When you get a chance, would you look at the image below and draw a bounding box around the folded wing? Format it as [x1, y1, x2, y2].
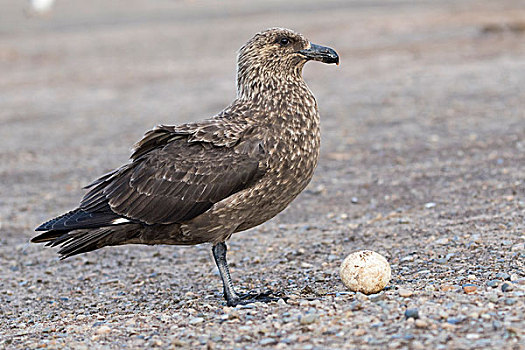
[79, 123, 265, 226]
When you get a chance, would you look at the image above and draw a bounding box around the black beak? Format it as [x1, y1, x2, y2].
[299, 43, 339, 65]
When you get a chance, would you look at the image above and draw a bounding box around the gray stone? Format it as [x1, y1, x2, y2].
[405, 309, 419, 319]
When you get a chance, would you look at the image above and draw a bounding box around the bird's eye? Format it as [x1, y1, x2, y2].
[279, 37, 290, 47]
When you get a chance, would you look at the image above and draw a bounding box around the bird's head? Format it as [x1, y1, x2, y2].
[236, 28, 339, 99]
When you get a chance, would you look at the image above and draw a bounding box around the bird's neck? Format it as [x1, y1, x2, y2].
[236, 66, 307, 101]
[233, 68, 319, 140]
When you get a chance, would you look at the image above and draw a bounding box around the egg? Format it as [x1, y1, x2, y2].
[340, 250, 391, 294]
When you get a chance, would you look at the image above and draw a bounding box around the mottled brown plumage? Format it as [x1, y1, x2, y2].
[32, 28, 339, 306]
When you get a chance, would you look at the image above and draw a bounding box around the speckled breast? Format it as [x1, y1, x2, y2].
[235, 94, 321, 231]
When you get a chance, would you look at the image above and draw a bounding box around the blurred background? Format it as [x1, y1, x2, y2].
[2, 0, 523, 225]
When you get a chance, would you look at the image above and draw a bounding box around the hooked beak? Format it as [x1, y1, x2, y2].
[299, 43, 339, 65]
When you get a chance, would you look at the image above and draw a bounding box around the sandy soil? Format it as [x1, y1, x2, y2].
[0, 0, 524, 349]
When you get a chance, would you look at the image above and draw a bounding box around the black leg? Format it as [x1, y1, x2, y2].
[212, 242, 283, 306]
[212, 242, 240, 305]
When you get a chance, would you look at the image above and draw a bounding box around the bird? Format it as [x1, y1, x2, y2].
[32, 28, 339, 306]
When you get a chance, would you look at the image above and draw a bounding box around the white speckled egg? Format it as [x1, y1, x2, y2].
[340, 250, 391, 294]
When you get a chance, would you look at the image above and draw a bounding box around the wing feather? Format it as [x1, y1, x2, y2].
[79, 126, 265, 225]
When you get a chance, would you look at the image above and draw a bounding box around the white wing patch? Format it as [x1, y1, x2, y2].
[112, 218, 131, 225]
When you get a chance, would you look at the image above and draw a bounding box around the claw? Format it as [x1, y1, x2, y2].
[227, 291, 287, 306]
[212, 242, 289, 307]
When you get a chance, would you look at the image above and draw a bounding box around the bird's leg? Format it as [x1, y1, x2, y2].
[212, 242, 283, 306]
[212, 242, 241, 305]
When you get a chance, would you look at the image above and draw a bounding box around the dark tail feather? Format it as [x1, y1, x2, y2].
[35, 209, 82, 231]
[33, 205, 142, 258]
[33, 224, 144, 259]
[56, 228, 115, 258]
[30, 228, 112, 257]
[35, 206, 122, 232]
[31, 230, 70, 244]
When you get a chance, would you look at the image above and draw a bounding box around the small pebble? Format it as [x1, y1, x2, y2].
[415, 319, 428, 328]
[411, 340, 425, 350]
[299, 313, 317, 325]
[424, 285, 435, 292]
[462, 284, 477, 294]
[354, 328, 366, 336]
[501, 283, 514, 292]
[368, 293, 385, 302]
[398, 289, 413, 297]
[440, 285, 455, 292]
[504, 298, 517, 306]
[435, 238, 449, 245]
[442, 323, 457, 330]
[487, 280, 499, 288]
[259, 338, 277, 346]
[468, 312, 479, 319]
[488, 294, 499, 303]
[495, 272, 510, 280]
[189, 317, 204, 325]
[95, 326, 111, 335]
[446, 317, 463, 325]
[405, 308, 419, 319]
[401, 255, 415, 262]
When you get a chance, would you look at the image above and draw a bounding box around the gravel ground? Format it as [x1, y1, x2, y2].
[1, 0, 524, 349]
